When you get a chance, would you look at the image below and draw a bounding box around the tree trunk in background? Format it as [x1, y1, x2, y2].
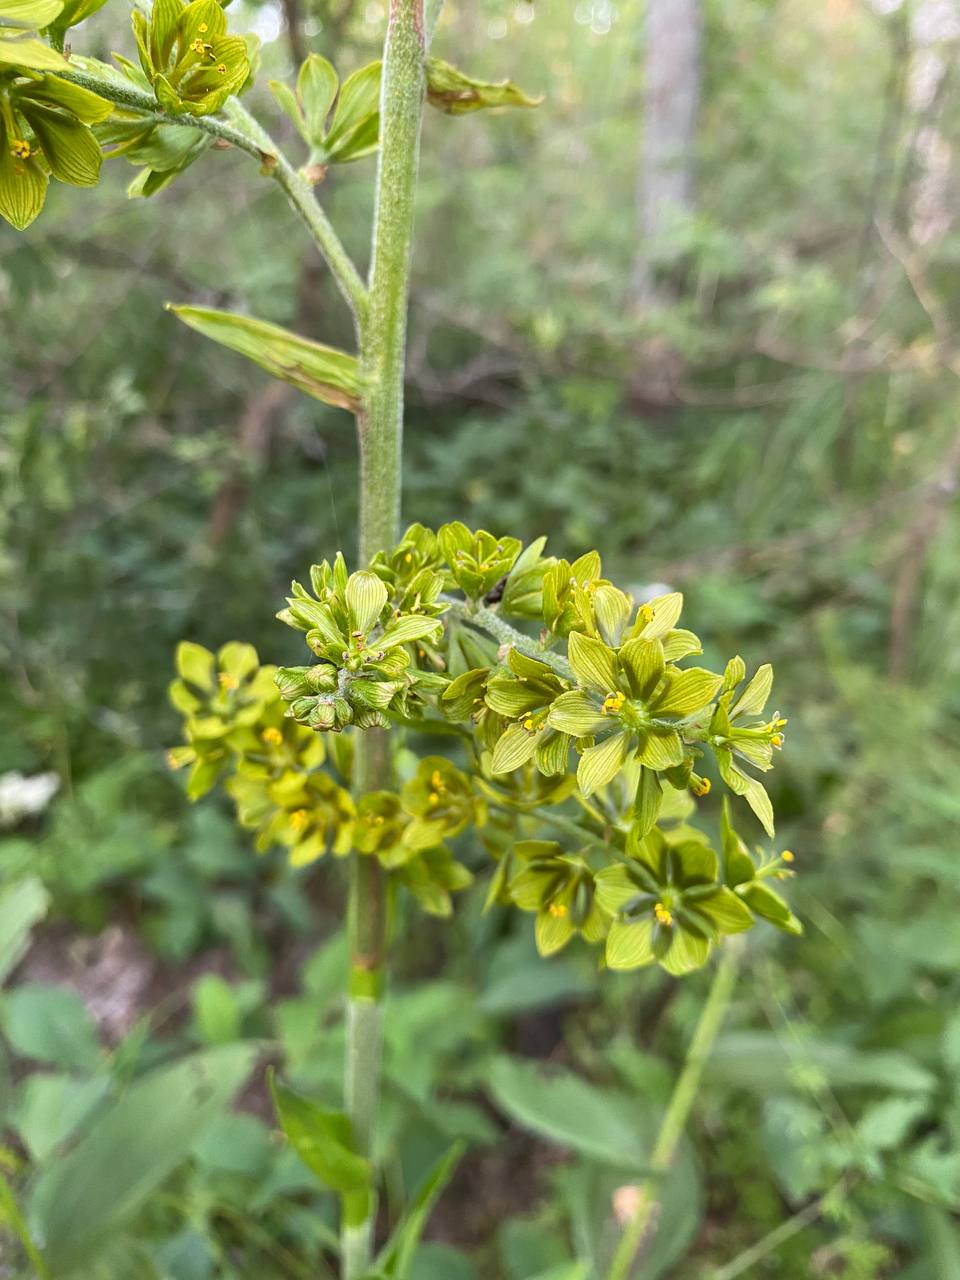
[634, 0, 702, 305]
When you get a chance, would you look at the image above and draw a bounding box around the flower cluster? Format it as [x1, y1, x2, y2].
[0, 0, 112, 231]
[169, 524, 799, 971]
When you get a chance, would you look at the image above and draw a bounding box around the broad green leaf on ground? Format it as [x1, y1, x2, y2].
[710, 1032, 936, 1093]
[0, 876, 48, 983]
[0, 983, 101, 1071]
[167, 305, 361, 411]
[487, 1055, 650, 1170]
[30, 1044, 258, 1274]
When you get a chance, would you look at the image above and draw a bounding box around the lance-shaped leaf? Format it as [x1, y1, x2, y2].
[426, 56, 542, 115]
[0, 0, 63, 25]
[0, 32, 69, 68]
[268, 1070, 371, 1199]
[167, 305, 361, 411]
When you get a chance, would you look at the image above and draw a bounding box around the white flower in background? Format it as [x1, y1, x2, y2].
[0, 771, 60, 827]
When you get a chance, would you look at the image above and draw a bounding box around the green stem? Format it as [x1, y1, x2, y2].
[441, 598, 574, 680]
[605, 943, 741, 1280]
[61, 71, 367, 320]
[342, 4, 427, 1276]
[708, 1179, 846, 1280]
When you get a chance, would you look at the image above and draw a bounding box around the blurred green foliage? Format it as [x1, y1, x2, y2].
[3, 0, 960, 1275]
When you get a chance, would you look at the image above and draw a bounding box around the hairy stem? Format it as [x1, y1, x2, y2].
[343, 3, 427, 1275]
[442, 597, 575, 680]
[62, 71, 367, 320]
[605, 943, 741, 1280]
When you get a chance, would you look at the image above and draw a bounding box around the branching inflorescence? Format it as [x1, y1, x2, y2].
[170, 522, 800, 975]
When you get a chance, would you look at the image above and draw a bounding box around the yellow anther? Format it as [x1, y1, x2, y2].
[430, 769, 444, 791]
[771, 733, 783, 748]
[166, 750, 184, 770]
[367, 813, 384, 826]
[289, 808, 309, 831]
[191, 37, 207, 53]
[654, 901, 673, 926]
[601, 690, 625, 715]
[428, 791, 440, 806]
[691, 776, 711, 797]
[781, 850, 795, 863]
[218, 672, 239, 691]
[548, 902, 568, 918]
[262, 727, 283, 746]
[638, 604, 656, 626]
[198, 20, 208, 30]
[216, 62, 226, 73]
[10, 139, 31, 160]
[523, 717, 535, 732]
[479, 562, 489, 571]
[404, 551, 413, 563]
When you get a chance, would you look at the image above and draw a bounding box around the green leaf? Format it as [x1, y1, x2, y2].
[710, 1033, 936, 1094]
[487, 1056, 649, 1169]
[577, 729, 630, 796]
[299, 52, 338, 144]
[268, 1070, 370, 1195]
[167, 305, 361, 411]
[0, 0, 62, 25]
[0, 876, 49, 984]
[191, 974, 241, 1044]
[324, 59, 381, 159]
[0, 133, 46, 229]
[856, 1096, 927, 1152]
[425, 56, 542, 115]
[15, 75, 112, 123]
[13, 1072, 109, 1162]
[30, 1045, 258, 1273]
[49, 0, 107, 30]
[377, 1142, 464, 1277]
[268, 78, 305, 138]
[0, 984, 101, 1071]
[0, 1171, 49, 1280]
[0, 34, 69, 69]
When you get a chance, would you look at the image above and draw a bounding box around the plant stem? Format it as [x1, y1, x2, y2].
[605, 943, 741, 1280]
[441, 598, 575, 680]
[61, 71, 367, 320]
[708, 1179, 846, 1280]
[342, 3, 427, 1276]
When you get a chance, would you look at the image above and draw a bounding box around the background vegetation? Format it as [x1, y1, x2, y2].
[3, 0, 960, 1276]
